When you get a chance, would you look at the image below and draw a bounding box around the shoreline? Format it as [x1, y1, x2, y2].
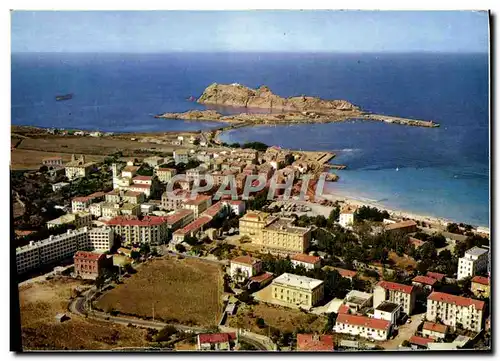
[320, 190, 489, 231]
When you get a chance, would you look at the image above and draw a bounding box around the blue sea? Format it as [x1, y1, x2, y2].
[11, 52, 489, 226]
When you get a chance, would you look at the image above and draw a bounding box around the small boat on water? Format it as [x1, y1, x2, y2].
[55, 93, 73, 101]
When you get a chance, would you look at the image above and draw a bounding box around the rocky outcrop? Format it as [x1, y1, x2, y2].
[197, 83, 361, 113]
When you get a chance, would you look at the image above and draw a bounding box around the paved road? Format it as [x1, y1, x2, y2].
[379, 312, 426, 350]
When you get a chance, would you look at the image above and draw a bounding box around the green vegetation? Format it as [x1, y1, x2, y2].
[354, 206, 390, 222]
[242, 141, 269, 152]
[136, 164, 154, 177]
[412, 232, 447, 248]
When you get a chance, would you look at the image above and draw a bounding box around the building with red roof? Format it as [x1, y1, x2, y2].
[326, 266, 357, 279]
[296, 334, 334, 352]
[412, 275, 438, 292]
[201, 202, 226, 219]
[471, 276, 490, 298]
[409, 335, 433, 348]
[426, 292, 485, 332]
[230, 256, 263, 282]
[73, 251, 111, 280]
[197, 332, 237, 351]
[223, 199, 246, 216]
[422, 321, 448, 340]
[291, 253, 322, 269]
[182, 194, 212, 218]
[165, 209, 194, 231]
[385, 220, 417, 233]
[374, 281, 416, 315]
[72, 191, 105, 213]
[408, 237, 428, 248]
[334, 313, 391, 341]
[248, 272, 274, 289]
[106, 215, 169, 246]
[426, 271, 446, 282]
[172, 216, 212, 243]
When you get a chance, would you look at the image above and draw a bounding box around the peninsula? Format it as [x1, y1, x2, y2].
[156, 83, 440, 128]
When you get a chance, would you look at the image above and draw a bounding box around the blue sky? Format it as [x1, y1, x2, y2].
[11, 10, 489, 53]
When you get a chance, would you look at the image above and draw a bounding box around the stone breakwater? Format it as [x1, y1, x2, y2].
[155, 83, 439, 128]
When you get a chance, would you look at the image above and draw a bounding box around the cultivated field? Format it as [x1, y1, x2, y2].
[18, 278, 149, 350]
[96, 256, 223, 327]
[228, 302, 327, 335]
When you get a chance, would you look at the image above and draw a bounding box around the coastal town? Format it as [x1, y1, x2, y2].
[12, 126, 490, 351]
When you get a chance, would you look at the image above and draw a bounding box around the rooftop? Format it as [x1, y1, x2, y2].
[377, 280, 414, 294]
[427, 292, 485, 311]
[328, 267, 357, 278]
[376, 301, 401, 313]
[202, 202, 224, 218]
[465, 246, 488, 257]
[385, 220, 417, 231]
[423, 321, 448, 334]
[336, 313, 391, 331]
[341, 204, 358, 214]
[471, 276, 490, 286]
[123, 191, 142, 197]
[296, 334, 334, 352]
[291, 253, 321, 264]
[265, 217, 311, 235]
[412, 275, 438, 286]
[198, 332, 236, 344]
[426, 271, 446, 281]
[165, 209, 194, 225]
[132, 175, 152, 181]
[122, 165, 140, 172]
[231, 255, 261, 266]
[249, 272, 274, 284]
[183, 194, 212, 206]
[409, 335, 433, 347]
[345, 290, 372, 305]
[273, 273, 323, 291]
[74, 251, 105, 261]
[174, 216, 212, 235]
[106, 215, 169, 227]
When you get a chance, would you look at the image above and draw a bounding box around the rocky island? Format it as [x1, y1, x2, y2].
[156, 83, 440, 128]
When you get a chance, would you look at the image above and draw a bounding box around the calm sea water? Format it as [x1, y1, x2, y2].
[11, 52, 489, 226]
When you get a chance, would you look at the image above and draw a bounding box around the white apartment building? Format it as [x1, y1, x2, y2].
[16, 228, 90, 274]
[271, 273, 324, 308]
[46, 212, 92, 229]
[229, 255, 262, 282]
[89, 202, 103, 218]
[88, 227, 115, 251]
[106, 216, 169, 245]
[334, 314, 391, 341]
[339, 205, 357, 229]
[457, 246, 489, 280]
[373, 281, 416, 315]
[426, 292, 485, 332]
[174, 150, 190, 165]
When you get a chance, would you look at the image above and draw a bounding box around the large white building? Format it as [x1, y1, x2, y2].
[15, 227, 112, 274]
[229, 255, 262, 283]
[334, 313, 391, 341]
[271, 273, 324, 308]
[373, 281, 416, 315]
[106, 215, 169, 245]
[426, 292, 485, 332]
[374, 301, 402, 325]
[88, 227, 115, 251]
[457, 246, 489, 280]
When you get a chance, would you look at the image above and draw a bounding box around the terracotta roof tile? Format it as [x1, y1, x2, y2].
[423, 322, 448, 334]
[377, 280, 414, 294]
[336, 314, 391, 331]
[427, 292, 485, 311]
[409, 335, 433, 347]
[471, 276, 489, 286]
[296, 334, 334, 351]
[412, 275, 438, 286]
[292, 253, 321, 264]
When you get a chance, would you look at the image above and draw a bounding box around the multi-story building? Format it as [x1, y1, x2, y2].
[334, 314, 391, 341]
[102, 203, 121, 218]
[182, 194, 212, 219]
[261, 218, 312, 256]
[239, 211, 273, 240]
[64, 154, 95, 180]
[412, 275, 438, 293]
[46, 212, 92, 229]
[291, 254, 321, 270]
[271, 273, 324, 308]
[373, 281, 416, 315]
[156, 167, 177, 184]
[374, 301, 402, 325]
[16, 228, 90, 274]
[171, 216, 212, 244]
[88, 227, 115, 251]
[426, 291, 485, 332]
[186, 165, 208, 183]
[173, 149, 190, 165]
[73, 251, 111, 280]
[161, 189, 189, 210]
[457, 246, 489, 280]
[123, 191, 145, 204]
[71, 192, 105, 213]
[339, 205, 357, 228]
[224, 200, 246, 216]
[89, 202, 103, 218]
[165, 209, 195, 232]
[470, 276, 490, 298]
[229, 256, 262, 282]
[106, 216, 170, 245]
[344, 290, 373, 312]
[105, 190, 122, 204]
